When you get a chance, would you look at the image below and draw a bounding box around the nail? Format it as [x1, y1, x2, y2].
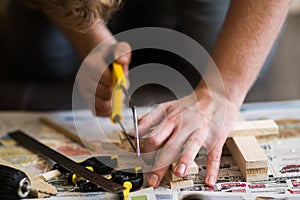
[147, 174, 159, 187]
[208, 175, 216, 185]
[176, 163, 186, 176]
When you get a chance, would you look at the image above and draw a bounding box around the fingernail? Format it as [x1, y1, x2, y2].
[147, 174, 159, 187]
[208, 175, 216, 185]
[176, 163, 186, 176]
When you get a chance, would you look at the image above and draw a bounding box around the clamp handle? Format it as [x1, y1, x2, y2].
[110, 62, 126, 123]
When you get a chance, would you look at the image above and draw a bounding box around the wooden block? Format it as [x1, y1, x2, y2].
[39, 169, 61, 181]
[230, 120, 278, 137]
[171, 161, 199, 175]
[0, 158, 57, 197]
[245, 168, 269, 182]
[228, 136, 268, 169]
[170, 179, 194, 189]
[226, 136, 268, 181]
[166, 170, 182, 181]
[167, 170, 196, 182]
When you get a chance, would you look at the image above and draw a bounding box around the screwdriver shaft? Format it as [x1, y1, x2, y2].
[131, 105, 140, 157]
[115, 117, 137, 152]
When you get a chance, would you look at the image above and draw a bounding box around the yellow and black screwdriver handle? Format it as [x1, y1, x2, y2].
[110, 62, 127, 123]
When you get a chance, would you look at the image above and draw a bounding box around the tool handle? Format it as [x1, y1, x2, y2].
[110, 62, 126, 123]
[0, 165, 31, 199]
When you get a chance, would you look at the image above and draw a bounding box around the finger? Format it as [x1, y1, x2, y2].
[143, 108, 201, 163]
[77, 74, 98, 100]
[114, 42, 131, 72]
[146, 137, 184, 187]
[95, 108, 111, 117]
[95, 83, 113, 100]
[173, 129, 206, 177]
[205, 142, 224, 186]
[147, 166, 169, 188]
[94, 96, 112, 117]
[137, 104, 168, 135]
[84, 56, 110, 83]
[98, 67, 112, 88]
[142, 118, 176, 164]
[146, 115, 200, 186]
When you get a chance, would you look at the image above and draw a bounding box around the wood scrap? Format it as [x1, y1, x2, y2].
[39, 169, 61, 181]
[230, 120, 278, 137]
[226, 136, 268, 181]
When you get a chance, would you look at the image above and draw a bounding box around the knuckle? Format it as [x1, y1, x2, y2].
[147, 136, 162, 147]
[119, 41, 131, 49]
[165, 143, 178, 153]
[208, 153, 222, 163]
[189, 135, 203, 147]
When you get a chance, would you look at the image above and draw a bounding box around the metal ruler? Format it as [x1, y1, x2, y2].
[8, 130, 125, 193]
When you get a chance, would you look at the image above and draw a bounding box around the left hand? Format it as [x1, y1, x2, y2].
[137, 88, 239, 187]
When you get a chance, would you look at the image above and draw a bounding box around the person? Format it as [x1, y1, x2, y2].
[19, 0, 292, 188]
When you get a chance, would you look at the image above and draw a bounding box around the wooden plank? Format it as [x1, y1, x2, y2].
[226, 136, 268, 169]
[230, 120, 278, 137]
[0, 158, 57, 197]
[226, 136, 268, 181]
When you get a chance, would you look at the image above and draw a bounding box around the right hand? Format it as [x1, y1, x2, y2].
[77, 41, 131, 116]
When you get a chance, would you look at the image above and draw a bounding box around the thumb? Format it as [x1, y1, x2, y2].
[114, 42, 131, 73]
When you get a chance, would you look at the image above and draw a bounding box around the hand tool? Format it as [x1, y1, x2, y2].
[0, 164, 31, 200]
[60, 155, 119, 183]
[76, 167, 143, 192]
[110, 62, 140, 156]
[54, 155, 119, 176]
[55, 154, 143, 200]
[76, 167, 143, 200]
[62, 156, 143, 192]
[8, 130, 125, 193]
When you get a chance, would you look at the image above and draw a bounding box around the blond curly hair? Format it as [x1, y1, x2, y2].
[24, 0, 121, 32]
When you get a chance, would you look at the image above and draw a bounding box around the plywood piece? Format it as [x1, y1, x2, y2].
[170, 179, 194, 189]
[230, 120, 278, 137]
[226, 136, 268, 181]
[171, 161, 199, 175]
[0, 158, 57, 197]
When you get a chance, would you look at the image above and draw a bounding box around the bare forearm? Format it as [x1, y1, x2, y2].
[55, 21, 116, 59]
[200, 0, 291, 106]
[25, 0, 120, 59]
